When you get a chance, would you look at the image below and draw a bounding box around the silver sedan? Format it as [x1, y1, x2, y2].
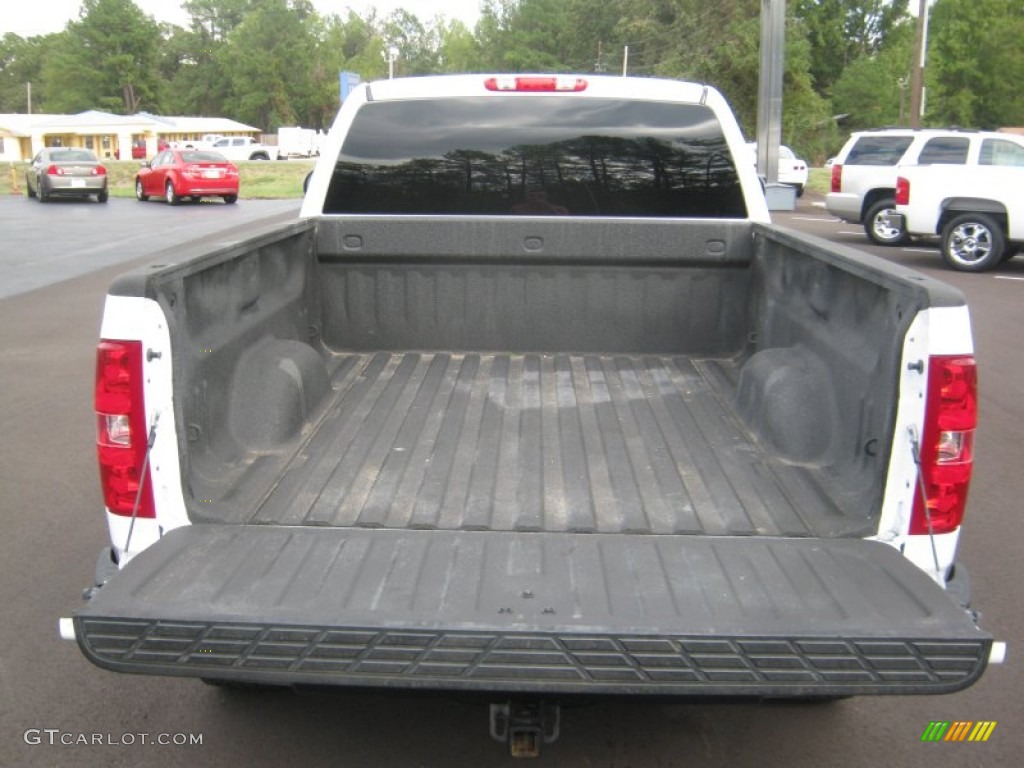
[26, 148, 109, 203]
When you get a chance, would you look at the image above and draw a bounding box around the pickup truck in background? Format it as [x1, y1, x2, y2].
[170, 133, 224, 150]
[209, 135, 273, 162]
[64, 74, 1001, 757]
[895, 161, 1024, 271]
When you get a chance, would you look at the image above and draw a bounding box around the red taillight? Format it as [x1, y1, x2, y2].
[92, 165, 107, 176]
[46, 164, 65, 176]
[830, 163, 842, 193]
[910, 356, 977, 535]
[895, 176, 910, 206]
[95, 340, 155, 518]
[484, 76, 588, 92]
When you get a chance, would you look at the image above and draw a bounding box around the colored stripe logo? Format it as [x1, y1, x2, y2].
[921, 721, 997, 742]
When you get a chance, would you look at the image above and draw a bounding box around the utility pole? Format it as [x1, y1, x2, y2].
[622, 45, 629, 77]
[909, 0, 929, 128]
[26, 82, 32, 114]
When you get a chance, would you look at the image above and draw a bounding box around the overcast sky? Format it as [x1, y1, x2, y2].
[2, 0, 484, 38]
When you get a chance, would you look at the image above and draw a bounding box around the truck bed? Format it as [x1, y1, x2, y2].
[148, 216, 948, 540]
[247, 351, 837, 536]
[88, 191, 987, 698]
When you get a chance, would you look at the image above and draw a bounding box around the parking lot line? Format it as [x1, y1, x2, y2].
[994, 276, 1024, 281]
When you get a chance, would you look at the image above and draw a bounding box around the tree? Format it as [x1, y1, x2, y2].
[379, 9, 442, 75]
[160, 23, 232, 116]
[476, 0, 576, 71]
[41, 0, 164, 114]
[220, 0, 318, 129]
[926, 0, 1024, 128]
[0, 33, 54, 112]
[830, 19, 914, 129]
[436, 19, 481, 73]
[183, 0, 253, 39]
[794, 1, 909, 96]
[609, 1, 830, 155]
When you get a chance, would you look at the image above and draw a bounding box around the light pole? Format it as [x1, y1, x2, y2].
[383, 45, 399, 79]
[897, 76, 909, 126]
[755, 0, 786, 187]
[909, 0, 931, 128]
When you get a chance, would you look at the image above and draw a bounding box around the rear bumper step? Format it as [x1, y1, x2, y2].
[78, 618, 988, 696]
[73, 526, 991, 696]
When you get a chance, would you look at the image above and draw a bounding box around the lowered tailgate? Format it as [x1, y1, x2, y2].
[74, 526, 990, 696]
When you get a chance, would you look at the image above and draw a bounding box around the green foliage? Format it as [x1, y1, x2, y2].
[795, 1, 909, 95]
[927, 0, 1024, 128]
[183, 0, 252, 39]
[831, 19, 914, 130]
[0, 33, 53, 112]
[10, 0, 1024, 150]
[160, 24, 233, 116]
[436, 20, 481, 73]
[41, 0, 163, 114]
[476, 0, 576, 71]
[219, 0, 317, 128]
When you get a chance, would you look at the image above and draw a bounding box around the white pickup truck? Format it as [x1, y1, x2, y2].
[209, 136, 274, 162]
[895, 159, 1024, 271]
[170, 133, 224, 150]
[63, 74, 1001, 756]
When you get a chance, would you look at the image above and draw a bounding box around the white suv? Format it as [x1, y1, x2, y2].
[826, 128, 1024, 245]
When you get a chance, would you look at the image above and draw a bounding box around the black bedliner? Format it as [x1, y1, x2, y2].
[242, 352, 846, 536]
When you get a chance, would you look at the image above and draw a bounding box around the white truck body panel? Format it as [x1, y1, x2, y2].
[98, 294, 190, 563]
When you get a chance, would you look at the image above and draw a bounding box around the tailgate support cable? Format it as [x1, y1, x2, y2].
[908, 426, 943, 581]
[123, 411, 161, 557]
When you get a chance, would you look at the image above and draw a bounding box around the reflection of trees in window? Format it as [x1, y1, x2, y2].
[326, 135, 744, 218]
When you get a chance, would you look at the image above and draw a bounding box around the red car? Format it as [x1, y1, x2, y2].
[135, 149, 239, 205]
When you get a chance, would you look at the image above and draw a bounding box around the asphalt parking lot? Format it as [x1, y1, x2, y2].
[0, 191, 1020, 767]
[0, 196, 299, 299]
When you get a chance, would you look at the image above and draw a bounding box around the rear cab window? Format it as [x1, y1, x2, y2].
[324, 96, 746, 218]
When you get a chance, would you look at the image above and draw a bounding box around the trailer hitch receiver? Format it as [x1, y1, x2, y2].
[490, 700, 561, 758]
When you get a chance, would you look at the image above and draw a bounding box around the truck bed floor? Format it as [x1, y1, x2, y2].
[245, 352, 847, 536]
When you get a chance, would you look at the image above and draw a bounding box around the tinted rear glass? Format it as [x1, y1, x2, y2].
[324, 96, 746, 218]
[844, 136, 913, 166]
[917, 137, 969, 164]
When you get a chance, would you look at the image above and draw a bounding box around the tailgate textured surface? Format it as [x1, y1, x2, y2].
[245, 353, 848, 535]
[77, 526, 990, 695]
